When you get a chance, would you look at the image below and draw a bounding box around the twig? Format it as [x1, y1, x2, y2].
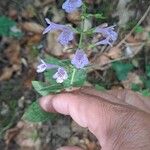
[116, 5, 150, 48]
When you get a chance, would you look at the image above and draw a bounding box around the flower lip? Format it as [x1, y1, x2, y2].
[71, 49, 89, 69]
[53, 67, 68, 83]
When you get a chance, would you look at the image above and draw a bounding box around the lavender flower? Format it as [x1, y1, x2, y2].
[53, 67, 68, 83]
[71, 49, 89, 69]
[62, 0, 83, 13]
[94, 24, 118, 46]
[36, 59, 58, 73]
[43, 18, 74, 46]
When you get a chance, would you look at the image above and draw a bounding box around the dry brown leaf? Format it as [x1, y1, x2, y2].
[126, 35, 139, 43]
[4, 122, 23, 145]
[122, 72, 143, 89]
[26, 34, 42, 45]
[14, 121, 42, 150]
[46, 31, 64, 56]
[4, 41, 21, 65]
[0, 67, 14, 81]
[107, 47, 122, 59]
[23, 67, 36, 89]
[21, 22, 44, 34]
[92, 54, 110, 66]
[67, 11, 81, 25]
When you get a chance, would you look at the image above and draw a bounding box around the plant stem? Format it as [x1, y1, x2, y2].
[78, 4, 86, 49]
[71, 68, 76, 85]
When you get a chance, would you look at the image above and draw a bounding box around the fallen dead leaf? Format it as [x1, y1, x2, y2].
[13, 121, 42, 150]
[122, 72, 143, 89]
[67, 11, 81, 25]
[107, 47, 122, 59]
[4, 121, 23, 145]
[92, 54, 110, 66]
[0, 67, 15, 81]
[46, 31, 64, 56]
[21, 22, 44, 34]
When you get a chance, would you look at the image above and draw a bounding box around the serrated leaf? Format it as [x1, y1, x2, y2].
[23, 101, 56, 123]
[32, 81, 63, 96]
[112, 62, 134, 81]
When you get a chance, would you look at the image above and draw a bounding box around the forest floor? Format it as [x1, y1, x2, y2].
[0, 0, 150, 149]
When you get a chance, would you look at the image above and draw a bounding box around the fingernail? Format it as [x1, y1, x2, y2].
[39, 95, 54, 112]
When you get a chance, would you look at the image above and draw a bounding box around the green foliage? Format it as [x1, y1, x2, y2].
[63, 68, 86, 88]
[0, 16, 22, 38]
[146, 65, 150, 78]
[140, 89, 150, 97]
[32, 81, 63, 96]
[112, 62, 134, 81]
[131, 83, 141, 91]
[95, 85, 106, 91]
[134, 25, 144, 33]
[23, 101, 56, 123]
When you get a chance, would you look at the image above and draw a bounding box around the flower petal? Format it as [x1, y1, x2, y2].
[62, 0, 83, 13]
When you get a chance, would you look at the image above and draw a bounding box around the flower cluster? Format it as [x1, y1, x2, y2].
[38, 1, 118, 84]
[94, 24, 118, 46]
[37, 49, 89, 83]
[62, 0, 83, 13]
[43, 18, 74, 46]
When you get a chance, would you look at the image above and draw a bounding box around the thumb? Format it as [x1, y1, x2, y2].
[56, 146, 83, 150]
[40, 92, 119, 146]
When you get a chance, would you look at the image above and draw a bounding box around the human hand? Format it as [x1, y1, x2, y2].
[39, 88, 150, 150]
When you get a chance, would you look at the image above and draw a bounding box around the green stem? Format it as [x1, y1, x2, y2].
[71, 68, 76, 85]
[78, 4, 86, 49]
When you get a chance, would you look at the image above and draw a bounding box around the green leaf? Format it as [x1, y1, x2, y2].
[23, 101, 56, 123]
[146, 65, 150, 77]
[131, 83, 141, 91]
[95, 85, 106, 91]
[0, 16, 22, 37]
[134, 25, 144, 33]
[44, 69, 58, 84]
[45, 55, 70, 67]
[112, 62, 134, 81]
[140, 89, 150, 97]
[32, 81, 63, 96]
[63, 68, 87, 88]
[145, 80, 150, 89]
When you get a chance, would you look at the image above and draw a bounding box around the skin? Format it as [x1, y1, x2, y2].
[39, 88, 150, 150]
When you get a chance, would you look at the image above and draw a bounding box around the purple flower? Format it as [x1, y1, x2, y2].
[94, 24, 118, 46]
[57, 27, 74, 45]
[71, 49, 89, 69]
[36, 59, 58, 73]
[53, 67, 68, 83]
[43, 18, 74, 46]
[62, 0, 83, 13]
